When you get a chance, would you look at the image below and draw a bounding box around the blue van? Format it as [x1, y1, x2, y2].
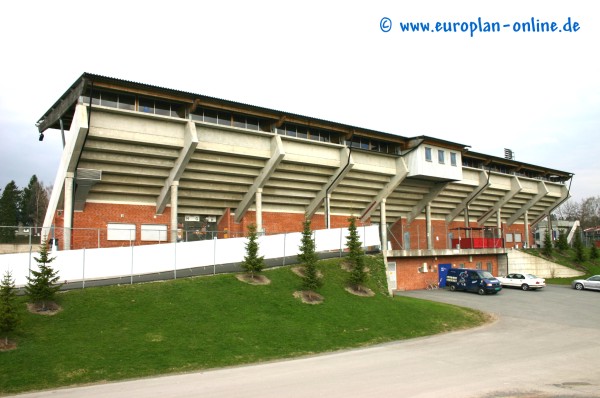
[446, 268, 502, 295]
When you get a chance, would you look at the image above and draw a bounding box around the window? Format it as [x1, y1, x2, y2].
[486, 262, 493, 272]
[506, 233, 514, 243]
[82, 89, 135, 111]
[515, 233, 522, 243]
[425, 147, 432, 162]
[193, 107, 271, 132]
[475, 262, 482, 270]
[138, 97, 185, 118]
[141, 224, 168, 241]
[107, 223, 136, 241]
[450, 152, 457, 166]
[438, 150, 445, 164]
[217, 111, 231, 126]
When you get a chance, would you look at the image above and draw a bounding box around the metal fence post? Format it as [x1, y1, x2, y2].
[283, 232, 287, 266]
[174, 240, 177, 280]
[339, 228, 343, 257]
[213, 237, 217, 275]
[130, 245, 134, 285]
[28, 228, 32, 279]
[82, 248, 86, 289]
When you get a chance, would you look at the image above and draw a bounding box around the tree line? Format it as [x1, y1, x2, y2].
[554, 196, 600, 229]
[0, 176, 50, 243]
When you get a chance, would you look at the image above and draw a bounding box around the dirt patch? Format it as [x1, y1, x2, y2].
[345, 286, 375, 297]
[27, 301, 63, 316]
[0, 339, 17, 352]
[293, 290, 324, 304]
[290, 266, 323, 279]
[235, 274, 271, 285]
[340, 262, 369, 273]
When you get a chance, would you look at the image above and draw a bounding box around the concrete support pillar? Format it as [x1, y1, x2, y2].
[496, 209, 502, 238]
[63, 172, 74, 250]
[380, 198, 387, 251]
[426, 204, 432, 250]
[256, 188, 263, 234]
[325, 193, 331, 229]
[170, 182, 179, 243]
[524, 211, 530, 248]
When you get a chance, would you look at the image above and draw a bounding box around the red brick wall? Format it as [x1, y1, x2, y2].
[503, 223, 527, 249]
[218, 209, 368, 237]
[67, 203, 171, 249]
[391, 254, 500, 291]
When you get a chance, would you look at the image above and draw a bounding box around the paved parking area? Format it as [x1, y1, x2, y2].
[9, 285, 600, 398]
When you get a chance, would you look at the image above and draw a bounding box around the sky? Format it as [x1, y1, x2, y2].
[0, 0, 598, 203]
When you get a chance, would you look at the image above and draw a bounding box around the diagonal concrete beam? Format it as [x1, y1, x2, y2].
[360, 157, 408, 222]
[157, 121, 199, 214]
[234, 135, 285, 222]
[305, 147, 354, 218]
[42, 104, 89, 235]
[406, 181, 450, 225]
[530, 185, 570, 227]
[446, 170, 489, 223]
[506, 181, 549, 226]
[477, 176, 522, 225]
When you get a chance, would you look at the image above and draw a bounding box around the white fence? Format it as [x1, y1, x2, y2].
[0, 226, 380, 287]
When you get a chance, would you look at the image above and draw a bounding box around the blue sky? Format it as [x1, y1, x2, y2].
[1, 0, 598, 202]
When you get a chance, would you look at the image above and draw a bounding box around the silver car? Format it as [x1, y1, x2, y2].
[572, 275, 600, 291]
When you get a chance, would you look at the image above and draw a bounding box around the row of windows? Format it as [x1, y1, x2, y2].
[276, 123, 341, 144]
[425, 147, 458, 166]
[348, 136, 398, 154]
[81, 89, 405, 155]
[82, 90, 185, 118]
[191, 107, 271, 132]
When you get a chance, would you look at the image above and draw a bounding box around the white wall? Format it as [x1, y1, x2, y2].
[0, 226, 380, 287]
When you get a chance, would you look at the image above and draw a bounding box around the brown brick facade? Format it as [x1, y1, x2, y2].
[53, 204, 370, 249]
[390, 254, 500, 291]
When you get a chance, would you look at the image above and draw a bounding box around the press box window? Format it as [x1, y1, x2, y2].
[450, 152, 457, 166]
[425, 147, 432, 162]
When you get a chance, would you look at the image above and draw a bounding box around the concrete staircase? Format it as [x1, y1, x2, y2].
[500, 250, 584, 278]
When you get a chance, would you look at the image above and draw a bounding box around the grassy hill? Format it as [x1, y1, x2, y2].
[523, 247, 600, 284]
[0, 255, 488, 395]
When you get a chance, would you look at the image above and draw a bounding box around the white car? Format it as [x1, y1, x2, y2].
[497, 273, 546, 291]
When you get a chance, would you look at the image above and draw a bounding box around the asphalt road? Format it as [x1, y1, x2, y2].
[9, 285, 600, 398]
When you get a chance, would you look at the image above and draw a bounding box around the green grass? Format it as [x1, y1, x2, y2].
[523, 247, 600, 284]
[0, 255, 488, 395]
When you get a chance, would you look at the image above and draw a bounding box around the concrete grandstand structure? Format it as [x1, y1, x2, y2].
[36, 73, 572, 291]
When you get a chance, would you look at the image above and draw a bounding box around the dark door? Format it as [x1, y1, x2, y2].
[438, 263, 452, 288]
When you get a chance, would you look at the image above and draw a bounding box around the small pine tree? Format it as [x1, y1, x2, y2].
[25, 239, 62, 311]
[240, 224, 265, 279]
[590, 244, 599, 260]
[298, 219, 321, 292]
[0, 271, 19, 345]
[542, 231, 553, 257]
[555, 230, 569, 252]
[346, 217, 367, 290]
[573, 229, 586, 263]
